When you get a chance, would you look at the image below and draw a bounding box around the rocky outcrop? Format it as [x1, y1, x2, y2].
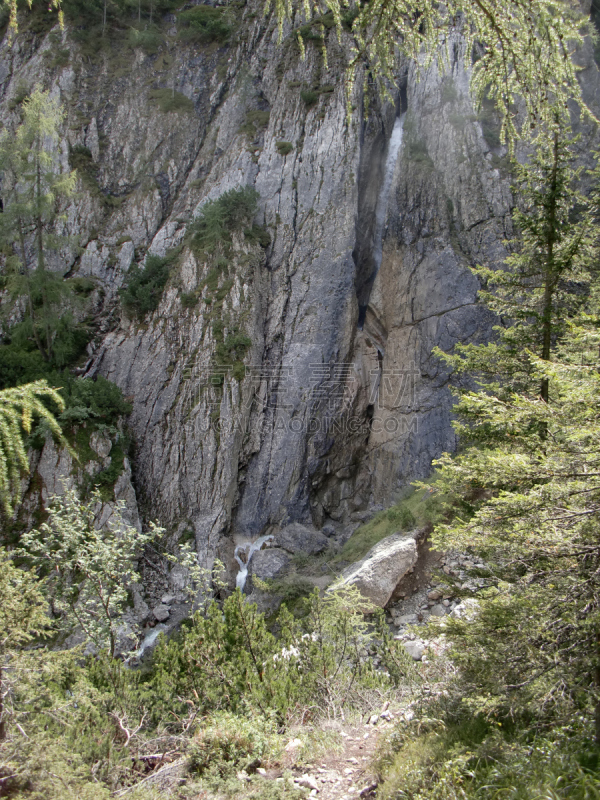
[273, 523, 329, 556]
[2, 4, 599, 580]
[334, 530, 419, 608]
[17, 431, 141, 534]
[250, 548, 290, 580]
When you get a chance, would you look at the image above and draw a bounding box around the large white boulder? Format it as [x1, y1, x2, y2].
[335, 531, 419, 608]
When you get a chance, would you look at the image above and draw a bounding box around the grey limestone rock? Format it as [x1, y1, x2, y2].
[430, 604, 446, 617]
[249, 548, 290, 580]
[152, 605, 170, 623]
[4, 4, 600, 605]
[335, 531, 418, 608]
[273, 523, 329, 555]
[403, 641, 425, 661]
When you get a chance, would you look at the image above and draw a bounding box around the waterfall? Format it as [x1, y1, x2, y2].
[127, 624, 167, 663]
[235, 534, 274, 591]
[373, 113, 406, 274]
[358, 113, 406, 328]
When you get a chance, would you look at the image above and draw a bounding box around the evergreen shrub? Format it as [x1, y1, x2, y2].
[300, 89, 318, 107]
[239, 109, 270, 139]
[188, 187, 259, 255]
[119, 249, 180, 319]
[276, 141, 293, 156]
[149, 88, 195, 114]
[178, 5, 232, 44]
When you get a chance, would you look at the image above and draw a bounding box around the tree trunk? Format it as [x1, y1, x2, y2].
[540, 130, 559, 404]
[18, 215, 49, 362]
[596, 628, 600, 745]
[35, 147, 45, 274]
[0, 664, 5, 742]
[34, 138, 53, 362]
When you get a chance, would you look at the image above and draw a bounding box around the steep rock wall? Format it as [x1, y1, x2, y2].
[2, 6, 598, 567]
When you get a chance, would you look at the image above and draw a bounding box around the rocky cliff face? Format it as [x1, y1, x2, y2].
[2, 4, 597, 573]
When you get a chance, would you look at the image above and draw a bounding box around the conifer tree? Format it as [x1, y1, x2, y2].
[426, 129, 600, 743]
[0, 549, 51, 741]
[441, 122, 595, 403]
[0, 379, 64, 514]
[0, 88, 77, 364]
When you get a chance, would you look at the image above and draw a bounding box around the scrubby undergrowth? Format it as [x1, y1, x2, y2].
[0, 577, 418, 799]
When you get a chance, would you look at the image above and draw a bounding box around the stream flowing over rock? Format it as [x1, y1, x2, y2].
[3, 0, 599, 603]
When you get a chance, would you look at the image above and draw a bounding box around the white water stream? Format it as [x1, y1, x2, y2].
[235, 534, 274, 591]
[371, 113, 406, 282]
[128, 624, 167, 662]
[129, 534, 273, 662]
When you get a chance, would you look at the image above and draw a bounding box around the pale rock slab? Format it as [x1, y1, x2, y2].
[335, 531, 419, 608]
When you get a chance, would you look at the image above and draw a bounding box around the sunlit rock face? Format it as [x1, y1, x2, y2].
[2, 5, 598, 573]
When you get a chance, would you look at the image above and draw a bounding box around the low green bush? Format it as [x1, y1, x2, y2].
[300, 89, 319, 107]
[298, 23, 323, 42]
[244, 224, 271, 248]
[189, 712, 279, 777]
[2, 535, 414, 799]
[276, 141, 293, 156]
[188, 187, 259, 255]
[178, 5, 232, 44]
[69, 144, 98, 187]
[1, 313, 92, 375]
[149, 585, 400, 725]
[58, 375, 132, 425]
[239, 109, 270, 139]
[128, 24, 162, 55]
[215, 331, 252, 366]
[119, 249, 180, 319]
[88, 438, 128, 496]
[180, 290, 199, 308]
[7, 82, 30, 111]
[377, 713, 600, 800]
[149, 88, 195, 114]
[213, 327, 252, 382]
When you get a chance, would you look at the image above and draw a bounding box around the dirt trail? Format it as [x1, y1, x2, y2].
[266, 714, 395, 799]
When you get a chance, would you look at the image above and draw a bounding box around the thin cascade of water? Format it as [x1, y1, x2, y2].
[127, 624, 167, 663]
[235, 533, 274, 591]
[372, 113, 406, 278]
